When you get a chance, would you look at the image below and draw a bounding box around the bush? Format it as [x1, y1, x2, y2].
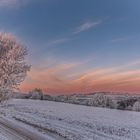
[117, 98, 137, 110]
[43, 94, 52, 100]
[132, 101, 140, 111]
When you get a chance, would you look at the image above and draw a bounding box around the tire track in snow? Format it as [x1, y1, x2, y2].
[0, 117, 48, 140]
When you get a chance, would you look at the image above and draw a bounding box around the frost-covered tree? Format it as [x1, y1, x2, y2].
[88, 94, 116, 108]
[0, 33, 30, 102]
[29, 88, 43, 100]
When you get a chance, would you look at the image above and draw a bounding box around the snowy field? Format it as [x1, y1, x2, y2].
[1, 99, 140, 140]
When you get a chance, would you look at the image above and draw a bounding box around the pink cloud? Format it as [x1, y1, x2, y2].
[20, 59, 140, 94]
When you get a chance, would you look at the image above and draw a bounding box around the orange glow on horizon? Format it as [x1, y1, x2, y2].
[19, 62, 140, 94]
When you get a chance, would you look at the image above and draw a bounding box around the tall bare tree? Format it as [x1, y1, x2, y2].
[0, 33, 30, 102]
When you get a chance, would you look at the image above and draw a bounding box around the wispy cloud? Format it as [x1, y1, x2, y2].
[74, 20, 102, 34]
[110, 36, 134, 43]
[20, 58, 140, 94]
[46, 21, 102, 47]
[0, 0, 29, 8]
[46, 38, 71, 47]
[110, 38, 126, 43]
[110, 38, 127, 43]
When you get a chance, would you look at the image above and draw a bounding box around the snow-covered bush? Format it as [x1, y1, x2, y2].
[0, 33, 30, 102]
[29, 88, 43, 100]
[132, 101, 140, 112]
[43, 94, 52, 100]
[88, 94, 116, 108]
[116, 100, 127, 110]
[117, 98, 137, 110]
[126, 105, 132, 111]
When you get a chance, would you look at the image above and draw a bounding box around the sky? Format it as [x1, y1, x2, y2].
[0, 0, 140, 94]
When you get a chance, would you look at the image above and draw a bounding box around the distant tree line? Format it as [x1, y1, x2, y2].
[14, 90, 140, 112]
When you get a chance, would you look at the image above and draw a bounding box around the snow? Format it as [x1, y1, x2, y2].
[1, 99, 140, 140]
[0, 134, 8, 140]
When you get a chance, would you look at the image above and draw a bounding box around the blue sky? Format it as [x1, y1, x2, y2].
[1, 0, 140, 93]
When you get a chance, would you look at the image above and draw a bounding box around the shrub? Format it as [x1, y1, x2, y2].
[132, 101, 140, 112]
[117, 98, 137, 110]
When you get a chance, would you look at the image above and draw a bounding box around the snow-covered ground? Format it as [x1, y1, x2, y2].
[1, 99, 140, 140]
